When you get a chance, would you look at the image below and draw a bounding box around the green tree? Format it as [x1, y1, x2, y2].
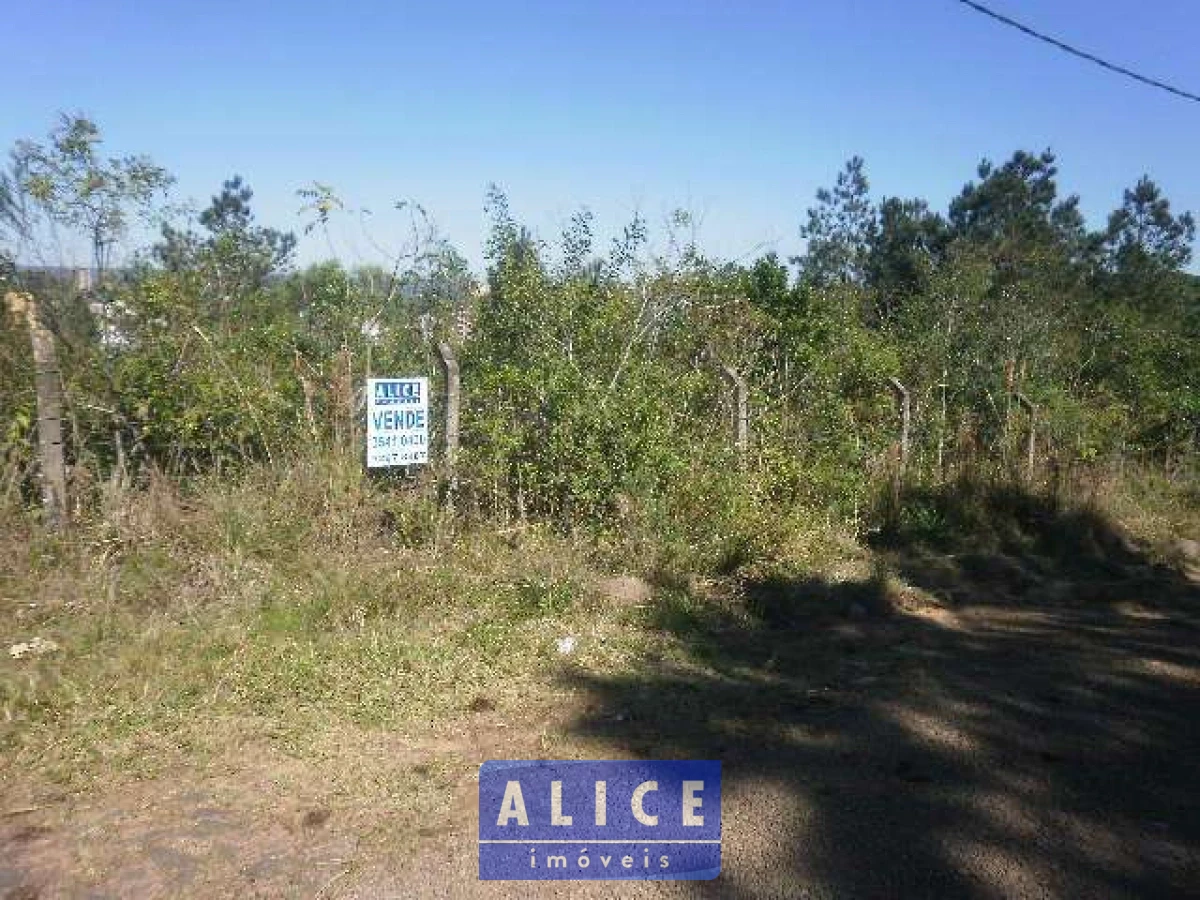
[1081, 178, 1198, 455]
[1100, 176, 1195, 306]
[796, 156, 875, 287]
[155, 175, 296, 320]
[16, 114, 173, 275]
[0, 156, 31, 270]
[864, 197, 948, 323]
[951, 151, 1073, 241]
[744, 252, 794, 318]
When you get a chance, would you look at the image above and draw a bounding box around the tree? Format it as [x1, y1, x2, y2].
[944, 151, 1092, 443]
[744, 252, 793, 318]
[1101, 176, 1195, 302]
[155, 176, 296, 318]
[15, 114, 172, 275]
[795, 156, 875, 287]
[1081, 178, 1198, 454]
[0, 163, 22, 284]
[948, 150, 1089, 277]
[0, 157, 30, 261]
[864, 197, 948, 322]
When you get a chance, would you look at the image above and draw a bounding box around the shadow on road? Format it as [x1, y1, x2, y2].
[563, 484, 1200, 898]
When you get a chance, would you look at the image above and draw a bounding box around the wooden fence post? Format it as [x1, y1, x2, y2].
[708, 346, 748, 470]
[436, 341, 460, 492]
[6, 292, 67, 530]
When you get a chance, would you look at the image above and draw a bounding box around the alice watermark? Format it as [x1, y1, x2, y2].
[478, 760, 721, 880]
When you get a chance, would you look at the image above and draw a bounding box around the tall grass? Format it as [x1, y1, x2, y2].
[1, 450, 1195, 789]
[0, 453, 644, 786]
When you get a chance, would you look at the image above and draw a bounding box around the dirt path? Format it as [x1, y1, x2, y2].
[3, 556, 1199, 899]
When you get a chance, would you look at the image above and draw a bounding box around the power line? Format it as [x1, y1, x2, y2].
[954, 0, 1200, 104]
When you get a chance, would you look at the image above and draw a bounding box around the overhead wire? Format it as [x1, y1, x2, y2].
[954, 0, 1200, 104]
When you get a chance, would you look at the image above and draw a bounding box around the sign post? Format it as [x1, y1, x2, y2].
[367, 377, 429, 468]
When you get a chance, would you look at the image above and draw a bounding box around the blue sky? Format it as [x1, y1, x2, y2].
[4, 0, 1198, 272]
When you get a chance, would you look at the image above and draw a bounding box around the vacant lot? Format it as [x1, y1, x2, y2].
[3, 480, 1199, 898]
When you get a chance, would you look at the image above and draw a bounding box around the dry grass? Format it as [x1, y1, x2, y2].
[1096, 466, 1200, 553]
[0, 456, 658, 791]
[2, 455, 1196, 798]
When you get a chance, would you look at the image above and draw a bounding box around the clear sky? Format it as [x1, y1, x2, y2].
[4, 0, 1198, 272]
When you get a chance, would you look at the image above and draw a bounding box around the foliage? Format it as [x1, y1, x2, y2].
[796, 155, 874, 287]
[154, 175, 297, 316]
[0, 115, 1197, 567]
[13, 113, 172, 273]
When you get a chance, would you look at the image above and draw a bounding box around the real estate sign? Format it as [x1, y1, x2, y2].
[367, 377, 428, 467]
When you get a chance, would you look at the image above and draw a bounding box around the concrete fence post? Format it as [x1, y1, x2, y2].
[6, 292, 67, 530]
[1014, 392, 1037, 482]
[887, 377, 911, 479]
[437, 340, 461, 491]
[886, 377, 911, 515]
[708, 346, 748, 470]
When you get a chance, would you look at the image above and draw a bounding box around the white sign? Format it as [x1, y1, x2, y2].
[367, 377, 429, 468]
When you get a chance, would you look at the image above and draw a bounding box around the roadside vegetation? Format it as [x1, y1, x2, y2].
[2, 115, 1199, 792]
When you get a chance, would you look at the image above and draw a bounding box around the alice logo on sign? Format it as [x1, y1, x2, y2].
[496, 778, 707, 828]
[373, 381, 421, 405]
[478, 760, 721, 881]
